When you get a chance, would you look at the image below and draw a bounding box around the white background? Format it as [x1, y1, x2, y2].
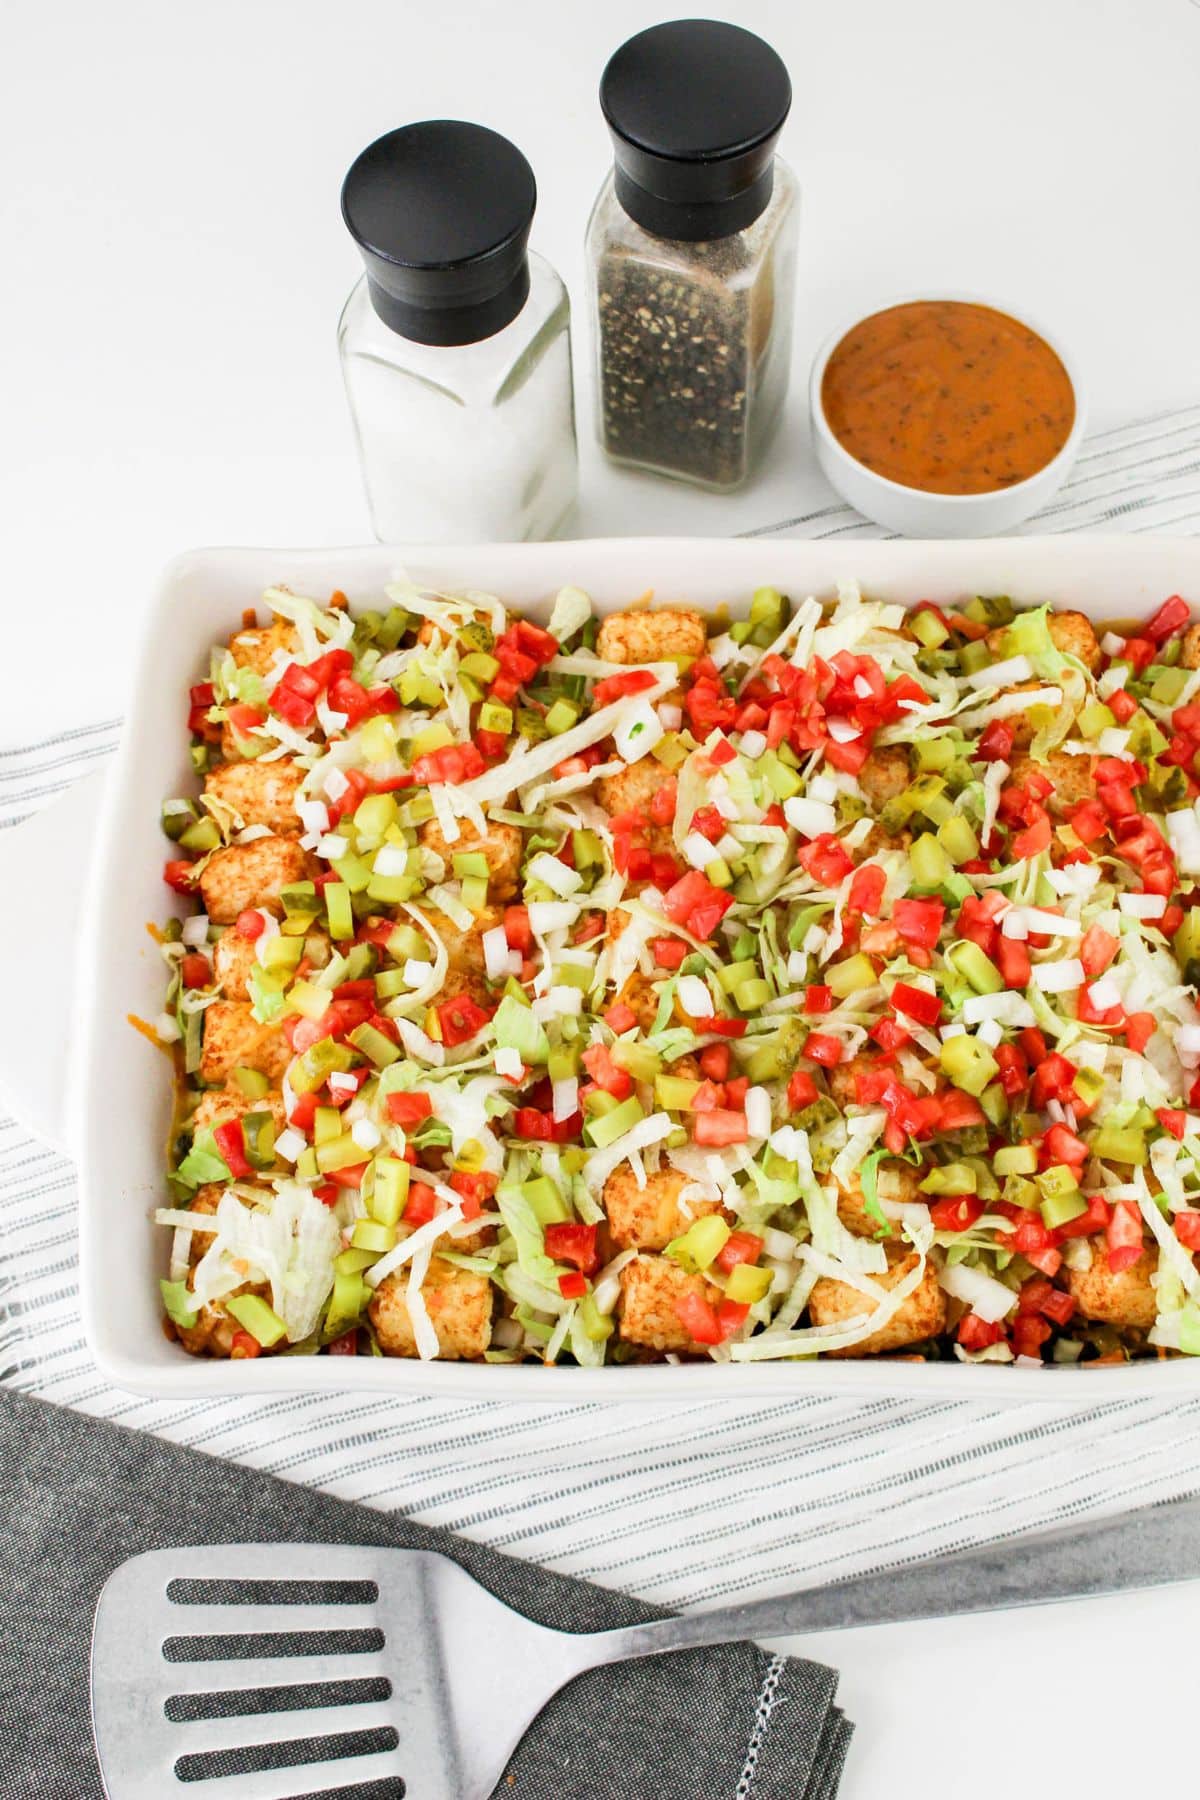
[5, 0, 1200, 1790]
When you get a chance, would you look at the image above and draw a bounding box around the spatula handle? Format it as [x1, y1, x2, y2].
[582, 1494, 1200, 1665]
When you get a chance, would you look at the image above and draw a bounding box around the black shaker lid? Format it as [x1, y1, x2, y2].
[600, 20, 792, 241]
[341, 121, 536, 345]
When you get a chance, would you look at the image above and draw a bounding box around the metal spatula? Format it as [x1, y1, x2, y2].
[91, 1501, 1200, 1799]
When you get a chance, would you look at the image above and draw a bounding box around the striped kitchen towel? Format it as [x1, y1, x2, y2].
[5, 403, 1200, 1616]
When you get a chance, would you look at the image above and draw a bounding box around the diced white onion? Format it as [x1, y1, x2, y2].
[1101, 631, 1126, 656]
[351, 1117, 382, 1151]
[528, 901, 579, 935]
[976, 1019, 1003, 1047]
[1118, 893, 1167, 919]
[1031, 958, 1085, 993]
[613, 700, 664, 763]
[966, 654, 1033, 690]
[677, 975, 714, 1017]
[154, 1012, 182, 1044]
[938, 1260, 1019, 1323]
[483, 925, 520, 982]
[658, 703, 683, 730]
[552, 1076, 580, 1123]
[1166, 807, 1200, 875]
[808, 775, 838, 804]
[761, 1226, 799, 1260]
[1097, 728, 1132, 758]
[403, 958, 434, 986]
[961, 991, 1036, 1027]
[1003, 907, 1080, 939]
[296, 798, 331, 835]
[275, 1127, 305, 1163]
[181, 915, 210, 948]
[328, 1070, 359, 1096]
[494, 1046, 523, 1079]
[745, 1086, 772, 1138]
[371, 842, 409, 877]
[324, 766, 350, 802]
[738, 730, 767, 760]
[683, 831, 718, 870]
[527, 851, 584, 897]
[826, 718, 862, 745]
[316, 833, 349, 860]
[1176, 1025, 1200, 1061]
[533, 986, 583, 1019]
[1087, 977, 1122, 1011]
[783, 796, 839, 837]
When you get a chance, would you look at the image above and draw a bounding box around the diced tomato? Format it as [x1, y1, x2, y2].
[674, 1291, 723, 1346]
[803, 1032, 843, 1067]
[991, 938, 1028, 992]
[976, 720, 1014, 763]
[1107, 688, 1139, 724]
[847, 864, 886, 918]
[1106, 1200, 1144, 1272]
[1123, 1013, 1156, 1054]
[652, 936, 688, 969]
[1011, 1313, 1052, 1359]
[1158, 1108, 1189, 1141]
[994, 1043, 1029, 1097]
[891, 982, 942, 1027]
[288, 1091, 318, 1132]
[436, 994, 492, 1047]
[230, 1330, 261, 1359]
[699, 1043, 731, 1082]
[234, 909, 266, 940]
[787, 1071, 819, 1112]
[723, 1075, 749, 1108]
[592, 668, 659, 708]
[689, 804, 727, 844]
[1068, 800, 1108, 845]
[649, 778, 677, 827]
[796, 834, 855, 886]
[1043, 1122, 1088, 1167]
[693, 1109, 749, 1146]
[935, 1089, 986, 1132]
[715, 1299, 751, 1340]
[1012, 814, 1052, 859]
[326, 1329, 358, 1355]
[1171, 1211, 1200, 1251]
[1057, 1193, 1111, 1239]
[188, 681, 217, 735]
[870, 1015, 912, 1055]
[893, 898, 945, 951]
[163, 858, 197, 893]
[1147, 594, 1191, 644]
[930, 1195, 983, 1232]
[402, 1182, 438, 1228]
[557, 1271, 588, 1300]
[1031, 1053, 1077, 1109]
[327, 1161, 367, 1190]
[211, 1118, 252, 1178]
[661, 869, 735, 940]
[180, 953, 210, 988]
[604, 1002, 637, 1034]
[805, 985, 833, 1013]
[1078, 924, 1119, 978]
[544, 1221, 599, 1274]
[226, 701, 266, 740]
[704, 1015, 748, 1038]
[715, 1231, 764, 1273]
[581, 1044, 633, 1099]
[958, 1314, 1006, 1351]
[385, 1090, 433, 1127]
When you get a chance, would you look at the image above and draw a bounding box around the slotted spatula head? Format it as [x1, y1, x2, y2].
[90, 1544, 583, 1800]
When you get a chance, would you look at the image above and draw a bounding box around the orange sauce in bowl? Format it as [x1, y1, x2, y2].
[820, 300, 1076, 496]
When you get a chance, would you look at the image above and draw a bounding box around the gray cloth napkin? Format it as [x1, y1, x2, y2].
[0, 1387, 852, 1799]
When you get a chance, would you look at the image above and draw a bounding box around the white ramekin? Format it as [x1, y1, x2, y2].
[809, 293, 1087, 537]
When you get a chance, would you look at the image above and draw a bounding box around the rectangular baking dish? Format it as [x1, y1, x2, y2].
[70, 535, 1200, 1400]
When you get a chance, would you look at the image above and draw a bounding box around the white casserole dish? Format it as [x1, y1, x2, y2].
[10, 534, 1200, 1401]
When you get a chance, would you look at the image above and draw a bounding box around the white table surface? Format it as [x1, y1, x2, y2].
[5, 0, 1200, 1790]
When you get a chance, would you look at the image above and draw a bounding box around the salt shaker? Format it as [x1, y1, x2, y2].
[339, 121, 577, 544]
[586, 21, 799, 492]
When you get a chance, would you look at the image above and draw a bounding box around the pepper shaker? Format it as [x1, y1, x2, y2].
[339, 121, 577, 544]
[586, 21, 798, 491]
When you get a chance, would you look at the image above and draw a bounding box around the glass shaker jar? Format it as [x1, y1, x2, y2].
[586, 21, 798, 492]
[339, 121, 577, 544]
